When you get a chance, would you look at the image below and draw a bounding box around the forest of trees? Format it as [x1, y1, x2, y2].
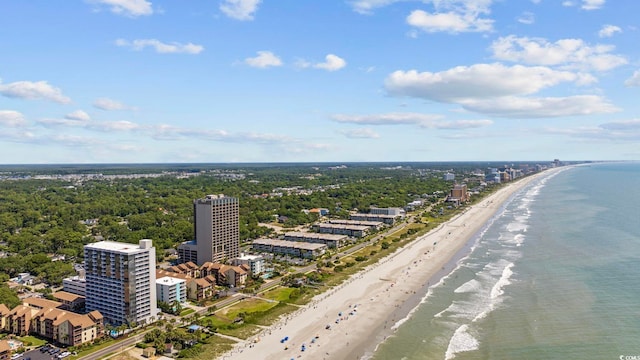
[0, 162, 494, 287]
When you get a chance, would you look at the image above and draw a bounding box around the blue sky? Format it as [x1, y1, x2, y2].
[1, 0, 639, 164]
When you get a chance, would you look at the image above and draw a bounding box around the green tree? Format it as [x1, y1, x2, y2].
[0, 284, 21, 308]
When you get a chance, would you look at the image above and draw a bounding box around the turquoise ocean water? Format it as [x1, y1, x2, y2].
[371, 162, 640, 360]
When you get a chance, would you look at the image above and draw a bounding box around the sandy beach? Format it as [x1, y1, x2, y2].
[219, 171, 550, 360]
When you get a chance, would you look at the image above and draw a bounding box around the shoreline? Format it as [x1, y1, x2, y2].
[220, 170, 554, 360]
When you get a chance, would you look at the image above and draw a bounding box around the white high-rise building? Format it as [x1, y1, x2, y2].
[84, 239, 157, 326]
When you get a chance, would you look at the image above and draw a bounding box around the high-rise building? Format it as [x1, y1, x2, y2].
[84, 239, 157, 326]
[194, 194, 239, 264]
[450, 184, 469, 202]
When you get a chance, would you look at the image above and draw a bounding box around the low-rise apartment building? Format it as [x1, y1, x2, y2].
[252, 238, 327, 259]
[156, 277, 187, 305]
[283, 232, 347, 248]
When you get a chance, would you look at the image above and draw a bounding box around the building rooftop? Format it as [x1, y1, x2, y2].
[85, 239, 153, 254]
[253, 238, 327, 251]
[351, 213, 396, 219]
[237, 254, 263, 260]
[156, 277, 186, 286]
[326, 219, 384, 227]
[284, 231, 347, 241]
[52, 291, 84, 302]
[315, 223, 369, 231]
[23, 297, 63, 309]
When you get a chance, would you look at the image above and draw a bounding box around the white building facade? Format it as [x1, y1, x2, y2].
[233, 254, 264, 275]
[62, 276, 86, 296]
[84, 239, 157, 326]
[156, 277, 187, 305]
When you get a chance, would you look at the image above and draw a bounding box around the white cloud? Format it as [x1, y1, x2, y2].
[544, 119, 640, 142]
[65, 110, 91, 121]
[331, 112, 492, 129]
[404, 0, 495, 34]
[461, 95, 619, 118]
[150, 124, 295, 145]
[517, 11, 535, 24]
[624, 70, 640, 87]
[599, 119, 640, 130]
[88, 0, 153, 17]
[582, 0, 605, 10]
[385, 63, 590, 102]
[37, 118, 87, 127]
[432, 119, 493, 129]
[598, 24, 622, 38]
[296, 54, 347, 71]
[314, 54, 347, 71]
[37, 117, 140, 132]
[490, 35, 627, 71]
[0, 110, 27, 127]
[349, 0, 402, 14]
[150, 124, 204, 140]
[108, 143, 144, 152]
[90, 120, 140, 132]
[51, 134, 100, 147]
[407, 9, 493, 33]
[244, 51, 283, 68]
[115, 39, 204, 54]
[332, 112, 443, 125]
[93, 97, 136, 111]
[0, 130, 36, 143]
[0, 80, 71, 104]
[340, 128, 381, 139]
[220, 0, 261, 21]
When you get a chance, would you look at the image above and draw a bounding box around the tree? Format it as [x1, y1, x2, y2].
[0, 284, 21, 308]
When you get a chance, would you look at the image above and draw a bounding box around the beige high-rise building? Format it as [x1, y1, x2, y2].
[194, 194, 239, 264]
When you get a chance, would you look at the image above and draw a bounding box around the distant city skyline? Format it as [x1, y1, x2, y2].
[1, 1, 639, 163]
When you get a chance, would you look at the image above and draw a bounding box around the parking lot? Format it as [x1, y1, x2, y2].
[20, 346, 72, 360]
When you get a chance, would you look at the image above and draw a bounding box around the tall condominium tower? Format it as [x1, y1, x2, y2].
[194, 194, 239, 264]
[84, 239, 157, 326]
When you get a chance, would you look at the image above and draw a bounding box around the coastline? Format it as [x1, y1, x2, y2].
[219, 170, 554, 360]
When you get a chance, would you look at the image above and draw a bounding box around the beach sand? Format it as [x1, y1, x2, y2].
[219, 172, 548, 360]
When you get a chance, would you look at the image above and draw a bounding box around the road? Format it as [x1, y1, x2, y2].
[80, 333, 145, 360]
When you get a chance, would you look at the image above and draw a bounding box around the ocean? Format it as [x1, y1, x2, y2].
[371, 162, 640, 360]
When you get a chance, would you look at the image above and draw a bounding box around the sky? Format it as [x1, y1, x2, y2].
[1, 0, 639, 164]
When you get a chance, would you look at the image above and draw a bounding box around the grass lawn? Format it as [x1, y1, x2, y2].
[71, 338, 119, 359]
[216, 324, 262, 339]
[18, 335, 47, 347]
[180, 308, 195, 316]
[218, 298, 278, 321]
[261, 287, 296, 302]
[187, 336, 236, 360]
[250, 303, 298, 326]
